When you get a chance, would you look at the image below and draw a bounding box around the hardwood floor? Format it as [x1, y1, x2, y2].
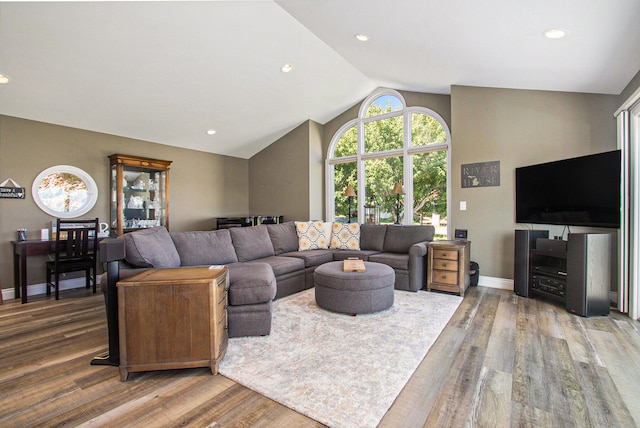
[1, 286, 638, 427]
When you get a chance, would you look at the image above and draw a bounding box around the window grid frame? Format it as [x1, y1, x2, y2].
[326, 89, 451, 229]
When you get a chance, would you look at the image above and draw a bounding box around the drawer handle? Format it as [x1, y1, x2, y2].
[441, 274, 447, 280]
[441, 252, 448, 257]
[441, 263, 448, 267]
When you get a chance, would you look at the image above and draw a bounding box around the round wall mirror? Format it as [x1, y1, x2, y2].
[32, 165, 98, 218]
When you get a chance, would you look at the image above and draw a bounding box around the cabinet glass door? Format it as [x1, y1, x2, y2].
[109, 154, 171, 236]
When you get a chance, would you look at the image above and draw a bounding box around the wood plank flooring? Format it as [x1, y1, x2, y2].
[1, 286, 638, 427]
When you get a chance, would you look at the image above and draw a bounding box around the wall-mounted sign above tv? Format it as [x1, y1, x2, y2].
[515, 150, 621, 229]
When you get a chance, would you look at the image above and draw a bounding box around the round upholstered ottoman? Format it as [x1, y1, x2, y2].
[314, 261, 395, 314]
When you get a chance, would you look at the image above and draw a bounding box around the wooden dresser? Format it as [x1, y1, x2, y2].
[117, 266, 228, 381]
[427, 240, 471, 296]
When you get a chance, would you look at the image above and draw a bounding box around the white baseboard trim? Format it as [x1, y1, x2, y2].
[2, 276, 101, 302]
[4, 275, 512, 300]
[478, 275, 513, 290]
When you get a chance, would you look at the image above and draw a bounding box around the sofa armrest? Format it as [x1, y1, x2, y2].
[407, 241, 430, 291]
[409, 241, 429, 257]
[99, 238, 126, 263]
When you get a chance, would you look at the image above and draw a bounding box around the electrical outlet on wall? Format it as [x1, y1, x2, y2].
[460, 201, 467, 211]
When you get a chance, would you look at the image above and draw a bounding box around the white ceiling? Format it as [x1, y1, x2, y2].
[1, 0, 639, 159]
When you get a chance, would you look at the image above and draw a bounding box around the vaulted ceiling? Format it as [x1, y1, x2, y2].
[1, 0, 639, 159]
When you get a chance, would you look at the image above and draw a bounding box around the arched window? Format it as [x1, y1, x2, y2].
[326, 89, 451, 238]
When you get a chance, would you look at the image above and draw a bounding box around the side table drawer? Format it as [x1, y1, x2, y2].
[433, 249, 458, 261]
[432, 270, 458, 285]
[215, 312, 228, 357]
[433, 259, 458, 271]
[214, 270, 229, 357]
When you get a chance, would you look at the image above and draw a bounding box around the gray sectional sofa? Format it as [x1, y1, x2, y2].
[100, 221, 435, 340]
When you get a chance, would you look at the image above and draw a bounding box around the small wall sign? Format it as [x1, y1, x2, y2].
[0, 178, 25, 199]
[461, 161, 500, 188]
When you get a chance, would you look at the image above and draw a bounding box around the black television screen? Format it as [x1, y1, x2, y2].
[515, 150, 621, 228]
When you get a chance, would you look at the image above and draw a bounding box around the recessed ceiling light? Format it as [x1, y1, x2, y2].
[206, 129, 217, 135]
[355, 34, 369, 42]
[543, 28, 566, 39]
[281, 64, 293, 73]
[0, 74, 9, 84]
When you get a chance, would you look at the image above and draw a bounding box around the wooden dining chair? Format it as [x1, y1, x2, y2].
[45, 218, 99, 300]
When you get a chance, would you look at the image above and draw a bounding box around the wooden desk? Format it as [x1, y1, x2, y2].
[12, 238, 102, 304]
[12, 240, 56, 304]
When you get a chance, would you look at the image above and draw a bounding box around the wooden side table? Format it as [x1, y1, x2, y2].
[117, 266, 228, 381]
[427, 240, 471, 296]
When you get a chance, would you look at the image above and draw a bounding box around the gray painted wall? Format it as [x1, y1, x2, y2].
[618, 68, 640, 105]
[249, 121, 310, 221]
[450, 86, 619, 280]
[0, 115, 248, 290]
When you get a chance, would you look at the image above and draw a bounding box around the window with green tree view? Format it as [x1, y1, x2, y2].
[327, 89, 450, 239]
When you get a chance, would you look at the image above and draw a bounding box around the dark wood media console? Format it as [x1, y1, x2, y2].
[516, 231, 612, 317]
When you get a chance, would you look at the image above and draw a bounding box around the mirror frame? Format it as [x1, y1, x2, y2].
[31, 165, 99, 218]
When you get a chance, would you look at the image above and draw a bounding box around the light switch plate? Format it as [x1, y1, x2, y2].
[460, 201, 467, 210]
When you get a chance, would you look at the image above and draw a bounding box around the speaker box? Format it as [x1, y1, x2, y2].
[566, 233, 611, 317]
[514, 229, 549, 297]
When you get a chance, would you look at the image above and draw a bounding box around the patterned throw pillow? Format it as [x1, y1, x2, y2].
[330, 223, 361, 250]
[295, 221, 329, 251]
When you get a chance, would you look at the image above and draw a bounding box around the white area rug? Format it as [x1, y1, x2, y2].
[218, 288, 462, 428]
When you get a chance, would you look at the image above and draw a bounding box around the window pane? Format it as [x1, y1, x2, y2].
[38, 172, 88, 213]
[364, 156, 403, 223]
[366, 95, 403, 117]
[412, 150, 447, 238]
[334, 125, 357, 157]
[364, 115, 403, 153]
[334, 162, 357, 223]
[411, 113, 447, 146]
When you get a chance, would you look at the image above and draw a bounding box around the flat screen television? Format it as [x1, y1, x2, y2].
[515, 150, 621, 228]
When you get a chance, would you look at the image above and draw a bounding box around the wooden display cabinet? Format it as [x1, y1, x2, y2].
[117, 267, 229, 381]
[427, 240, 471, 296]
[109, 153, 172, 236]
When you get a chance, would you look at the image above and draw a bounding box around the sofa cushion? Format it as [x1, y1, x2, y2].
[369, 252, 410, 270]
[229, 225, 275, 262]
[124, 226, 181, 268]
[250, 256, 305, 277]
[170, 230, 238, 266]
[226, 262, 277, 305]
[330, 223, 360, 250]
[360, 224, 387, 252]
[280, 249, 334, 268]
[267, 222, 299, 255]
[295, 221, 329, 250]
[383, 225, 435, 253]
